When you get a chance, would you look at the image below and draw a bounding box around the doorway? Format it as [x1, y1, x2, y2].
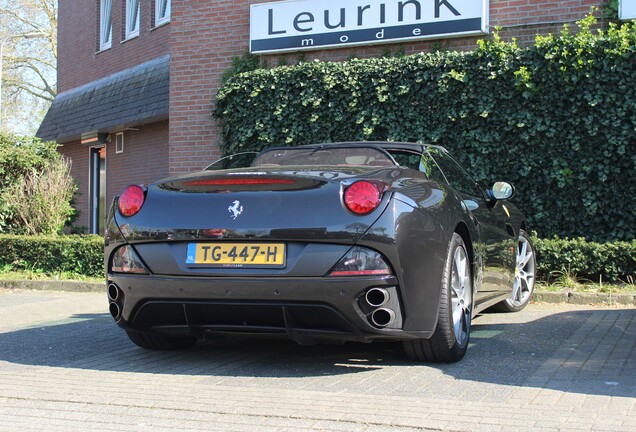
[89, 146, 106, 235]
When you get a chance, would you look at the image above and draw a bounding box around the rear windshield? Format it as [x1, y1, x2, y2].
[252, 147, 397, 167]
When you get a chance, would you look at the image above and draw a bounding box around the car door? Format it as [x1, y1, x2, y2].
[424, 147, 515, 299]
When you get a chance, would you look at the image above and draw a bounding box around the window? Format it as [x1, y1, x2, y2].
[426, 147, 484, 199]
[115, 132, 124, 154]
[125, 0, 140, 39]
[100, 0, 113, 50]
[155, 0, 171, 26]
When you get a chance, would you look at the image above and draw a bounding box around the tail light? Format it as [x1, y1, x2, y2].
[118, 185, 146, 217]
[183, 178, 294, 186]
[111, 245, 148, 274]
[328, 247, 392, 277]
[344, 181, 385, 215]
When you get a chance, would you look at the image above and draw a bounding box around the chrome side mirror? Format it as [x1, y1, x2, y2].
[489, 181, 515, 200]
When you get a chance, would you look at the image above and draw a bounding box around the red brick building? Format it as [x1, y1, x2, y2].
[38, 0, 608, 234]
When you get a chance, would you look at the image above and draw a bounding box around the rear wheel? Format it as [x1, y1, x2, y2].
[494, 230, 536, 312]
[403, 233, 472, 362]
[125, 330, 197, 350]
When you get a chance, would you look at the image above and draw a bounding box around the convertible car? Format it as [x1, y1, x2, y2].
[105, 142, 536, 362]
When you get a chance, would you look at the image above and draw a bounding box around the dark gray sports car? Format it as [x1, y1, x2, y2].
[105, 142, 536, 362]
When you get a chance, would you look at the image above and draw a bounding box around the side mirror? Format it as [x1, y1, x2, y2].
[488, 181, 515, 201]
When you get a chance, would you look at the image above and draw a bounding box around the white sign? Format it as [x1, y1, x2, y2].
[620, 0, 636, 20]
[250, 0, 489, 54]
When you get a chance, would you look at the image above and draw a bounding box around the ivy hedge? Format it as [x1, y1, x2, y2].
[0, 234, 632, 284]
[215, 16, 636, 242]
[0, 234, 104, 278]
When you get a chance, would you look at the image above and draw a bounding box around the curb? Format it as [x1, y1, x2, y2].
[0, 280, 634, 306]
[533, 290, 636, 306]
[0, 280, 104, 293]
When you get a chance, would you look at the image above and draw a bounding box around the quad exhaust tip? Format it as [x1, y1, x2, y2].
[371, 308, 396, 328]
[365, 287, 389, 308]
[109, 302, 121, 320]
[108, 283, 121, 302]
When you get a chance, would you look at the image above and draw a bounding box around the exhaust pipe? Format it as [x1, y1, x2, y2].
[108, 283, 121, 302]
[365, 287, 389, 307]
[109, 302, 121, 320]
[370, 308, 396, 328]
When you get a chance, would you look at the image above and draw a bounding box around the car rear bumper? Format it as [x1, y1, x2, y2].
[106, 273, 435, 343]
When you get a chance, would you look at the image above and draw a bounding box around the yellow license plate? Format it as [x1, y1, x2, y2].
[186, 243, 286, 268]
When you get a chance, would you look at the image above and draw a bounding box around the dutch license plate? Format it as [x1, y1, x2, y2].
[185, 243, 286, 268]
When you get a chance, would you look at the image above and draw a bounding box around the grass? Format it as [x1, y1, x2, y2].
[537, 270, 636, 294]
[0, 268, 102, 283]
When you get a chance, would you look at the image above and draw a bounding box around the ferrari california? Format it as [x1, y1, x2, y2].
[105, 142, 536, 362]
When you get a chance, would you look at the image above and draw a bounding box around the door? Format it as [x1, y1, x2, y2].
[424, 147, 515, 299]
[90, 146, 106, 235]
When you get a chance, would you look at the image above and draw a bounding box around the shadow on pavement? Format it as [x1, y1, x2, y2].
[0, 307, 633, 398]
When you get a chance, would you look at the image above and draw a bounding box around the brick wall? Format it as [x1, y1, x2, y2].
[58, 121, 169, 231]
[58, 0, 170, 92]
[169, 0, 604, 175]
[106, 121, 170, 206]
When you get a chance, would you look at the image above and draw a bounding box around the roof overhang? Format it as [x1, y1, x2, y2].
[37, 55, 170, 143]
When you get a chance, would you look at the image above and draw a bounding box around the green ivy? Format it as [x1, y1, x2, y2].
[215, 16, 636, 242]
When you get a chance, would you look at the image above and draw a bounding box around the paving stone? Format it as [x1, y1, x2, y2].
[0, 290, 634, 432]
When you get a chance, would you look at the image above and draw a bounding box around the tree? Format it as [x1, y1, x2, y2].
[0, 0, 57, 134]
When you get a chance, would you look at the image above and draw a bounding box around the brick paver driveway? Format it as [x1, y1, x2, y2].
[0, 289, 634, 431]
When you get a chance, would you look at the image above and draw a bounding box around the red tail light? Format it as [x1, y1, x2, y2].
[344, 181, 385, 215]
[183, 178, 295, 186]
[118, 185, 146, 217]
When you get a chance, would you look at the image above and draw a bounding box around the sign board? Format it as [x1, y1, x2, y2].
[250, 0, 489, 54]
[619, 0, 636, 20]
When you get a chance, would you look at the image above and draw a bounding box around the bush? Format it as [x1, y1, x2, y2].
[0, 133, 76, 234]
[4, 157, 77, 235]
[533, 235, 636, 284]
[0, 234, 104, 278]
[215, 16, 636, 242]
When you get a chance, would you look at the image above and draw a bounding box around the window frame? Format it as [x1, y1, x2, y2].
[155, 0, 171, 27]
[125, 0, 141, 40]
[99, 0, 113, 51]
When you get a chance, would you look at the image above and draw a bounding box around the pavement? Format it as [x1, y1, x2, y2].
[0, 287, 634, 431]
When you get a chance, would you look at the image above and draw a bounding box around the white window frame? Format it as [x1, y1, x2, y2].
[125, 0, 141, 40]
[115, 132, 124, 154]
[100, 0, 113, 50]
[155, 0, 171, 27]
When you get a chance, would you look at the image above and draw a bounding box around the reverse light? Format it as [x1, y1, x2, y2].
[344, 181, 385, 215]
[328, 247, 392, 277]
[118, 185, 146, 217]
[110, 245, 148, 274]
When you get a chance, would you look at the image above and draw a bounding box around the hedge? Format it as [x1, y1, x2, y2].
[0, 234, 633, 284]
[214, 16, 636, 243]
[533, 236, 636, 284]
[0, 234, 103, 278]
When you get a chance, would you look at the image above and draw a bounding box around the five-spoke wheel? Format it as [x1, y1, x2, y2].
[495, 230, 536, 312]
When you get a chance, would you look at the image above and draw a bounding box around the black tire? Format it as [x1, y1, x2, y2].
[493, 230, 536, 313]
[125, 329, 197, 350]
[402, 233, 472, 363]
